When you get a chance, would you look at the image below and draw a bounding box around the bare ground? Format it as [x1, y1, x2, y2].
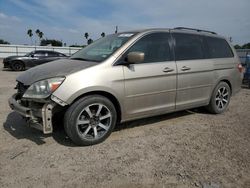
[0, 62, 250, 188]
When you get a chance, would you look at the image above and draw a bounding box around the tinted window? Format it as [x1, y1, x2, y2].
[126, 33, 171, 63]
[34, 51, 47, 57]
[48, 51, 58, 57]
[173, 33, 205, 60]
[58, 53, 66, 57]
[206, 37, 234, 58]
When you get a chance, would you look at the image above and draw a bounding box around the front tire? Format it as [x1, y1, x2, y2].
[11, 61, 24, 71]
[64, 95, 117, 146]
[206, 82, 231, 114]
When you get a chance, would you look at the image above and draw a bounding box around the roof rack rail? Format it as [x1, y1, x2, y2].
[174, 27, 217, 35]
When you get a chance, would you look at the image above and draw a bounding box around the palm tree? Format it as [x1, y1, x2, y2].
[84, 32, 89, 40]
[87, 38, 93, 45]
[35, 29, 44, 45]
[35, 29, 40, 36]
[38, 31, 44, 40]
[101, 32, 105, 37]
[27, 29, 33, 45]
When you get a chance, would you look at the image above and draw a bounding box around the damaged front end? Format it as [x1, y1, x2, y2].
[8, 79, 66, 134]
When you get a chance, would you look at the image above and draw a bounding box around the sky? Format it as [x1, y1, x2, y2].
[0, 0, 249, 46]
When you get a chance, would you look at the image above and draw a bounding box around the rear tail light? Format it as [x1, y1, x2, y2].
[237, 64, 244, 73]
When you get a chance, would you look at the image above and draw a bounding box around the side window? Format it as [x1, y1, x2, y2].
[206, 37, 234, 58]
[58, 53, 66, 57]
[48, 51, 57, 57]
[126, 32, 171, 63]
[34, 51, 46, 57]
[173, 33, 205, 60]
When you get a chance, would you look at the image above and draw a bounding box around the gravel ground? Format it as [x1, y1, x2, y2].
[0, 61, 250, 188]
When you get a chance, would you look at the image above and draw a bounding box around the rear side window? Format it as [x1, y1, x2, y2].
[173, 33, 205, 61]
[206, 37, 234, 58]
[126, 32, 171, 63]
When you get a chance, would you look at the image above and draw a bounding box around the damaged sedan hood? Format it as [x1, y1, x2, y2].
[17, 59, 98, 85]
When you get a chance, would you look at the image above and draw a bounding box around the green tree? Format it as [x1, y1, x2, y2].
[27, 29, 33, 45]
[87, 38, 93, 45]
[40, 39, 62, 46]
[242, 43, 250, 49]
[35, 29, 40, 36]
[234, 44, 242, 49]
[84, 32, 89, 40]
[84, 32, 89, 45]
[0, 39, 10, 44]
[235, 43, 250, 49]
[35, 29, 44, 45]
[38, 31, 44, 40]
[101, 32, 105, 37]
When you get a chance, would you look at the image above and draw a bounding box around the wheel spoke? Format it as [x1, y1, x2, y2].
[218, 89, 221, 96]
[96, 104, 103, 116]
[93, 127, 98, 138]
[85, 106, 93, 118]
[215, 97, 220, 101]
[100, 113, 111, 120]
[98, 123, 108, 130]
[83, 125, 91, 136]
[222, 98, 228, 103]
[77, 119, 90, 125]
[220, 101, 224, 108]
[222, 87, 225, 94]
[223, 92, 228, 97]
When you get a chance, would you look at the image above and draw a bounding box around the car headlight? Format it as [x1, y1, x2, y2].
[23, 77, 65, 99]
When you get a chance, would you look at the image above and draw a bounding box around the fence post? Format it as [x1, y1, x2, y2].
[16, 46, 18, 56]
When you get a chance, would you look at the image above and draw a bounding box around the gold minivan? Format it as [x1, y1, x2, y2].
[9, 27, 242, 145]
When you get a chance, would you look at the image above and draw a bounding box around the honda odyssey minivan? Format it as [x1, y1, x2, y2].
[9, 27, 242, 146]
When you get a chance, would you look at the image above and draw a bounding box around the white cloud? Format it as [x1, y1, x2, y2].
[0, 12, 7, 18]
[1, 0, 250, 45]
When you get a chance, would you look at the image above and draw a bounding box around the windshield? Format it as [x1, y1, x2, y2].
[70, 33, 136, 62]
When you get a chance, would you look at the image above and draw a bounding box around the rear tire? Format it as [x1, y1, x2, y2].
[64, 95, 117, 146]
[11, 61, 24, 71]
[206, 82, 231, 114]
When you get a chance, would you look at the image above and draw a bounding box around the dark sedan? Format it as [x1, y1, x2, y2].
[3, 50, 68, 71]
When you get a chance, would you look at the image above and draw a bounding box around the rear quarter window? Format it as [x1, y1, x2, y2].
[205, 36, 234, 58]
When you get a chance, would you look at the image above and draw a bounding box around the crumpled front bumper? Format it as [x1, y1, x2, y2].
[8, 94, 55, 134]
[3, 59, 11, 68]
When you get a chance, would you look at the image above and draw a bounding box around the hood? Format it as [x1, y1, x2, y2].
[5, 55, 24, 60]
[17, 59, 98, 85]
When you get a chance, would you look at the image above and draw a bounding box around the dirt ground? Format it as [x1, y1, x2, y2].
[0, 61, 250, 188]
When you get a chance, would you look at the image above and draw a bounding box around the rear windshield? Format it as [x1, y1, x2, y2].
[70, 33, 137, 62]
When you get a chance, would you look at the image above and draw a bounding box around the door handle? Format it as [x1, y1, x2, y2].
[181, 66, 191, 71]
[163, 67, 174, 73]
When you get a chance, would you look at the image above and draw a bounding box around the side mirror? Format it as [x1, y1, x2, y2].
[126, 52, 144, 64]
[30, 54, 34, 58]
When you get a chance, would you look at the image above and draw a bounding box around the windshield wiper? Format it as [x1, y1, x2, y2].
[70, 57, 100, 62]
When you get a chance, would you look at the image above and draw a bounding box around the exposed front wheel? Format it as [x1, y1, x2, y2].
[64, 95, 117, 146]
[206, 82, 231, 114]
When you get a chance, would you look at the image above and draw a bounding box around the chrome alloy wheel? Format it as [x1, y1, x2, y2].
[76, 103, 112, 140]
[215, 86, 229, 110]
